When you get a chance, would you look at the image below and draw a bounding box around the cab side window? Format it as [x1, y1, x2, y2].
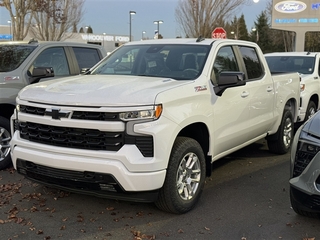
[30, 47, 70, 76]
[212, 46, 239, 85]
[238, 46, 263, 80]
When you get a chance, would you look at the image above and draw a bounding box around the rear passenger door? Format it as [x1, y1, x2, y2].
[211, 45, 252, 155]
[238, 45, 274, 136]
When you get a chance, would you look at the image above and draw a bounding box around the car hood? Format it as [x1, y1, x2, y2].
[302, 111, 320, 139]
[18, 75, 191, 106]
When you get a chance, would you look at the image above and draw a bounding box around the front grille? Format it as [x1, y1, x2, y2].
[293, 150, 315, 177]
[20, 105, 45, 116]
[18, 121, 153, 157]
[19, 105, 119, 121]
[72, 111, 119, 121]
[19, 121, 123, 151]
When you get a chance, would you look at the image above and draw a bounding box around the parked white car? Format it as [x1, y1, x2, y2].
[265, 52, 320, 122]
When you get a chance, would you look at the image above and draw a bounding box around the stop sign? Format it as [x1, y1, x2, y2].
[212, 27, 227, 39]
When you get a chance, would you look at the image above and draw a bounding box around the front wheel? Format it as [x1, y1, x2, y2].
[0, 116, 12, 170]
[155, 137, 206, 214]
[267, 109, 293, 154]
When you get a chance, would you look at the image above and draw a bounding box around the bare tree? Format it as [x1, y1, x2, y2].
[29, 0, 84, 41]
[175, 0, 252, 38]
[0, 0, 35, 40]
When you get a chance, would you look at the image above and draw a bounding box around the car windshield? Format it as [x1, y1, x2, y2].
[265, 56, 315, 75]
[90, 44, 210, 80]
[0, 45, 37, 72]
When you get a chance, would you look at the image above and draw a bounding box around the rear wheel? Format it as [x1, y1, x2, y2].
[304, 101, 317, 121]
[155, 137, 206, 214]
[0, 116, 12, 170]
[267, 109, 293, 154]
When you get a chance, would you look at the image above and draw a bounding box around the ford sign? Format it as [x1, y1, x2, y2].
[275, 1, 307, 13]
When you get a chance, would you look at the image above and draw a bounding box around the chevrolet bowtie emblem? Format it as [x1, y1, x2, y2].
[45, 108, 70, 120]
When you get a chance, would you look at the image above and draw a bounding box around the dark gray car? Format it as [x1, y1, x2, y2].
[290, 109, 320, 218]
[0, 39, 107, 170]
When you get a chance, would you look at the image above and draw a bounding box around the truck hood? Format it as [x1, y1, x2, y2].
[18, 75, 191, 106]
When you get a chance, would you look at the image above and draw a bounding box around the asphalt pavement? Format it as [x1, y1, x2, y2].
[1, 139, 320, 240]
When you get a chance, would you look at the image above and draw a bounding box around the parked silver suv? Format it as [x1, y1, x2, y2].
[290, 110, 320, 218]
[0, 39, 107, 169]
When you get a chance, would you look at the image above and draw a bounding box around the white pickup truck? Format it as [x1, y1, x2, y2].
[265, 52, 320, 122]
[10, 38, 300, 214]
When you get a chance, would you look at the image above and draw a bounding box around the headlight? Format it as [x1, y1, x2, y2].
[16, 104, 20, 112]
[119, 104, 162, 121]
[300, 142, 320, 155]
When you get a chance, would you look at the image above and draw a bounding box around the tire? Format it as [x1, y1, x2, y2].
[290, 186, 320, 218]
[267, 109, 293, 154]
[304, 101, 317, 121]
[0, 116, 12, 170]
[155, 137, 206, 214]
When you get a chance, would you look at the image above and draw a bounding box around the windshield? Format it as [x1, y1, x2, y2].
[0, 45, 37, 72]
[90, 44, 210, 80]
[265, 56, 315, 75]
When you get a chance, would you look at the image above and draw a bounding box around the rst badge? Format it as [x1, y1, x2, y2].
[275, 1, 307, 13]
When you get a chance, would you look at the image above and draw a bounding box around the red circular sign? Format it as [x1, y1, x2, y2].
[212, 27, 227, 39]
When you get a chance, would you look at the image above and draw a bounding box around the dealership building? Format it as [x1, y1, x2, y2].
[0, 25, 129, 53]
[272, 0, 320, 51]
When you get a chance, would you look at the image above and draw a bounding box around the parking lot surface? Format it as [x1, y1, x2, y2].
[1, 140, 320, 240]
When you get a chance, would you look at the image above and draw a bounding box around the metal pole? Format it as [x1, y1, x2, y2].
[129, 11, 136, 42]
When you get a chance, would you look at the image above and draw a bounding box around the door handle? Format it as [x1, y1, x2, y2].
[266, 86, 273, 92]
[241, 91, 249, 98]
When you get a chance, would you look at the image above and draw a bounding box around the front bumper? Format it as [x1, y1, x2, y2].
[10, 131, 167, 202]
[289, 116, 320, 210]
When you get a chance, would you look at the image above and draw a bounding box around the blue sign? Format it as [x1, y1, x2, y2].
[312, 3, 320, 9]
[274, 1, 307, 13]
[0, 34, 12, 40]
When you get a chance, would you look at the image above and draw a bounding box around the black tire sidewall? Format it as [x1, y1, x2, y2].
[160, 137, 206, 213]
[0, 116, 12, 169]
[305, 101, 317, 121]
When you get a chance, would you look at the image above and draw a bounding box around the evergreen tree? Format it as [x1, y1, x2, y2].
[237, 14, 249, 41]
[79, 27, 84, 33]
[252, 11, 273, 53]
[87, 26, 93, 34]
[305, 32, 320, 52]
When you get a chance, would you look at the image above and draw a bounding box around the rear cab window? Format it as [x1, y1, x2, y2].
[238, 46, 264, 80]
[73, 47, 103, 69]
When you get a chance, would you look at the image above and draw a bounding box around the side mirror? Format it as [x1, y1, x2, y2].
[81, 68, 90, 74]
[214, 71, 246, 96]
[29, 67, 54, 84]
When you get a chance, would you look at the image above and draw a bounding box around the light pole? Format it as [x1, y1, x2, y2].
[141, 31, 146, 40]
[85, 26, 89, 43]
[7, 20, 12, 41]
[129, 11, 136, 42]
[102, 32, 106, 47]
[251, 28, 258, 42]
[153, 20, 163, 39]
